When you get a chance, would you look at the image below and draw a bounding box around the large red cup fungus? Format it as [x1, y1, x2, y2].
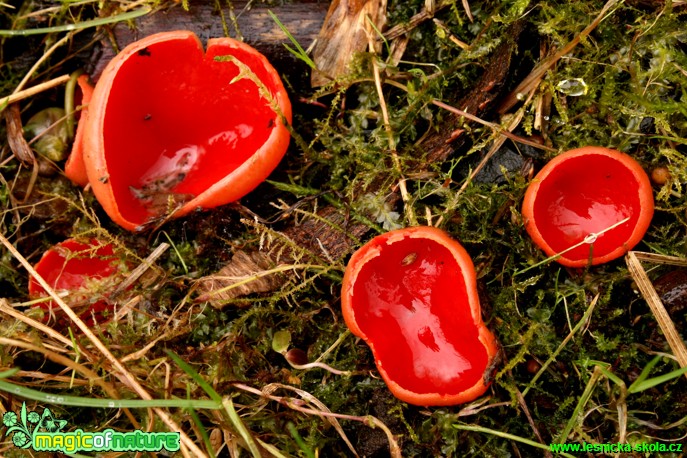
[522, 146, 654, 267]
[66, 31, 292, 230]
[29, 238, 126, 326]
[341, 226, 500, 406]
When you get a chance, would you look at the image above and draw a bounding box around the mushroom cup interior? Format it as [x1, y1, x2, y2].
[350, 236, 487, 396]
[531, 153, 645, 263]
[102, 37, 279, 225]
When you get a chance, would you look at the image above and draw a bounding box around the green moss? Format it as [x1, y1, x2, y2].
[2, 0, 687, 456]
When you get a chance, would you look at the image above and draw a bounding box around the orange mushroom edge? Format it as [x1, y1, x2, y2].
[64, 74, 94, 187]
[341, 226, 500, 406]
[521, 146, 654, 267]
[70, 30, 292, 231]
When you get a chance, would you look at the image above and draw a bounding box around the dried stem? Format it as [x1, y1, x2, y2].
[1, 75, 71, 109]
[625, 251, 687, 378]
[497, 0, 622, 113]
[0, 232, 207, 457]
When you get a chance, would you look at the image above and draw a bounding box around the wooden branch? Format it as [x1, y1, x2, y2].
[91, 1, 329, 80]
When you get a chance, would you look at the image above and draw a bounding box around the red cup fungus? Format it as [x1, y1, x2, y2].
[29, 238, 126, 326]
[522, 146, 654, 267]
[65, 30, 292, 231]
[341, 226, 500, 406]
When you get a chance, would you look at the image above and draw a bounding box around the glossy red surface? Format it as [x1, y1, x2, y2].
[342, 227, 499, 405]
[523, 147, 654, 266]
[29, 239, 122, 324]
[79, 31, 292, 230]
[102, 37, 274, 226]
[533, 154, 639, 258]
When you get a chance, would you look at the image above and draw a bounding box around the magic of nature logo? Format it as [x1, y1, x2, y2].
[3, 402, 180, 453]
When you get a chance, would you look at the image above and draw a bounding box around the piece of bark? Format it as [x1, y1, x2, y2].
[420, 19, 528, 163]
[310, 0, 387, 87]
[197, 205, 371, 307]
[196, 250, 285, 304]
[90, 1, 329, 81]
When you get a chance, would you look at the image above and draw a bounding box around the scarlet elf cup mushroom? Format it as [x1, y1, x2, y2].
[28, 238, 126, 326]
[341, 226, 499, 406]
[66, 31, 292, 230]
[521, 146, 654, 267]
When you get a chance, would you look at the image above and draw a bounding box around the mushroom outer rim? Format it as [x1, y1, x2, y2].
[521, 146, 655, 268]
[82, 31, 293, 231]
[341, 225, 500, 406]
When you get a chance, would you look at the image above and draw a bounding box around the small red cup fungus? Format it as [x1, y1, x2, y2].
[29, 238, 126, 326]
[522, 146, 654, 267]
[341, 226, 499, 406]
[66, 30, 292, 230]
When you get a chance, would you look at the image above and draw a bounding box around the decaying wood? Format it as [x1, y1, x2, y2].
[91, 1, 329, 79]
[310, 0, 387, 87]
[197, 206, 371, 306]
[419, 19, 527, 163]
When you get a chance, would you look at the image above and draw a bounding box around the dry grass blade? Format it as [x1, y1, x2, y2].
[3, 104, 34, 166]
[0, 336, 141, 428]
[0, 231, 207, 457]
[384, 0, 452, 40]
[522, 294, 600, 397]
[267, 383, 358, 456]
[632, 251, 687, 267]
[431, 99, 556, 153]
[461, 0, 473, 22]
[0, 74, 71, 108]
[625, 251, 687, 378]
[112, 242, 169, 296]
[233, 382, 402, 457]
[454, 89, 535, 196]
[0, 298, 73, 347]
[497, 0, 622, 113]
[311, 0, 387, 87]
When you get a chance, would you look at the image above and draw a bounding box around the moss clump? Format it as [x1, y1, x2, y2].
[1, 0, 687, 456]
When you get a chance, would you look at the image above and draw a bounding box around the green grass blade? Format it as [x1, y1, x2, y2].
[556, 366, 604, 443]
[267, 10, 316, 69]
[166, 350, 262, 456]
[626, 355, 661, 393]
[0, 379, 220, 409]
[189, 407, 217, 458]
[453, 423, 575, 458]
[628, 365, 687, 394]
[0, 8, 150, 36]
[165, 349, 223, 403]
[629, 356, 662, 388]
[287, 422, 315, 458]
[0, 368, 19, 378]
[222, 397, 262, 458]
